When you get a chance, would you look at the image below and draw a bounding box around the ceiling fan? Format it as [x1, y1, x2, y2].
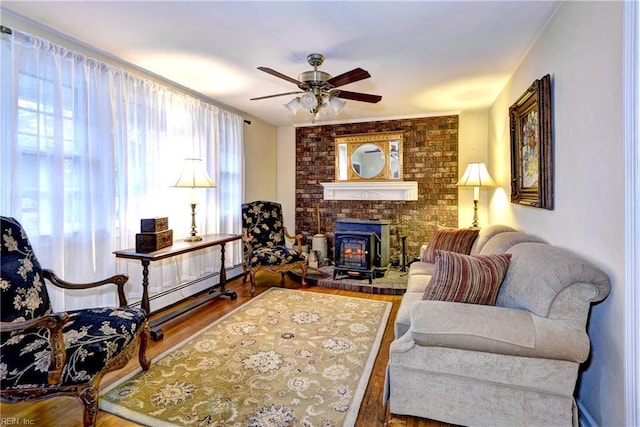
[251, 53, 382, 117]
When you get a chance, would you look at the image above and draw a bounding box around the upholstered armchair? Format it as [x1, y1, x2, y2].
[0, 216, 150, 427]
[241, 201, 307, 296]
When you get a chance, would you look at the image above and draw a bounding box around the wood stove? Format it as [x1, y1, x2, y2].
[333, 231, 378, 283]
[334, 218, 390, 280]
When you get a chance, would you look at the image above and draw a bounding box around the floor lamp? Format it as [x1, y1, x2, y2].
[174, 158, 216, 242]
[456, 162, 496, 229]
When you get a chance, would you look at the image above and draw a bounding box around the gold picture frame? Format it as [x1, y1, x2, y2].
[509, 74, 554, 210]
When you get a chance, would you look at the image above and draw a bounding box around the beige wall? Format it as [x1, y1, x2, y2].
[243, 119, 278, 203]
[487, 2, 625, 424]
[276, 126, 297, 233]
[458, 110, 490, 228]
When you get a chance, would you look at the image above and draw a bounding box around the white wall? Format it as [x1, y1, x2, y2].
[487, 2, 625, 425]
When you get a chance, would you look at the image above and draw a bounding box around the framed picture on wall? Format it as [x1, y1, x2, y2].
[509, 74, 554, 210]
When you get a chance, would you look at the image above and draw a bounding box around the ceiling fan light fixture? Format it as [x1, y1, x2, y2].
[299, 92, 318, 110]
[257, 52, 381, 121]
[284, 97, 301, 114]
[329, 96, 346, 114]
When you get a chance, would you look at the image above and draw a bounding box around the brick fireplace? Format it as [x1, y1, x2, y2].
[295, 116, 459, 264]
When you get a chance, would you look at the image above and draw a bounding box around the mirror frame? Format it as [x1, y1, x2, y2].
[334, 132, 404, 181]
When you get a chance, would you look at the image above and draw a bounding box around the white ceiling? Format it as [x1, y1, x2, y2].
[2, 1, 560, 127]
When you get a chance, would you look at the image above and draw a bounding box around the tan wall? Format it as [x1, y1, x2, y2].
[458, 110, 490, 228]
[243, 119, 278, 203]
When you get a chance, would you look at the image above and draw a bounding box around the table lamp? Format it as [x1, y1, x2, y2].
[174, 158, 216, 242]
[456, 162, 496, 229]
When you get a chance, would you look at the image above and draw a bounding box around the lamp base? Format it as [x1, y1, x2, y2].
[471, 199, 480, 229]
[184, 235, 203, 242]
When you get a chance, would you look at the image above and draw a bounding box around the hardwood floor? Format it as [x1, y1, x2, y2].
[0, 273, 454, 427]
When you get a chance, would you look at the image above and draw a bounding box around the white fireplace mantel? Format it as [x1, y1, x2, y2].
[321, 181, 418, 201]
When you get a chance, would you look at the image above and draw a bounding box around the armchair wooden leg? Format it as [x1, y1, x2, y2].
[79, 385, 99, 427]
[249, 271, 256, 297]
[242, 262, 248, 284]
[138, 323, 151, 370]
[301, 264, 308, 286]
[280, 272, 285, 286]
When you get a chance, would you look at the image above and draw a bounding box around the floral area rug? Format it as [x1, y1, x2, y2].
[100, 288, 392, 426]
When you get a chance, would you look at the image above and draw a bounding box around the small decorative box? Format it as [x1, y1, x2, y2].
[135, 229, 173, 253]
[140, 217, 169, 233]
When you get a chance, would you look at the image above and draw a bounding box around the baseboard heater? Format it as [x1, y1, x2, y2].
[130, 264, 244, 340]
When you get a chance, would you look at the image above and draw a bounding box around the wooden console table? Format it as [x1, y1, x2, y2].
[114, 233, 242, 340]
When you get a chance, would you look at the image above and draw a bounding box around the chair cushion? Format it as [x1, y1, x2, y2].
[248, 246, 304, 267]
[0, 306, 146, 388]
[421, 226, 479, 263]
[1, 217, 52, 324]
[422, 250, 512, 305]
[242, 201, 286, 249]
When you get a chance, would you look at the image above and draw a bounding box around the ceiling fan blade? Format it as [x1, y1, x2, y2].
[335, 90, 382, 103]
[326, 68, 371, 88]
[257, 67, 301, 86]
[250, 91, 303, 101]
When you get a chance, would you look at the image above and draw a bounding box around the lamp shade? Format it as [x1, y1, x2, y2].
[174, 158, 216, 188]
[456, 162, 496, 187]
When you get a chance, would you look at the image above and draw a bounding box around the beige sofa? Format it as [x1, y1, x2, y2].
[385, 225, 611, 426]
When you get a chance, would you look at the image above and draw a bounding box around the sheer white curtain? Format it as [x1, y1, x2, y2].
[1, 29, 244, 311]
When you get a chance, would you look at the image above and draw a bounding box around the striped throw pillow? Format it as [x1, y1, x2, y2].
[421, 226, 479, 263]
[422, 250, 512, 305]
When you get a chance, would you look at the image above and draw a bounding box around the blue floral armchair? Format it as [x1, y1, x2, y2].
[241, 201, 307, 296]
[0, 216, 150, 427]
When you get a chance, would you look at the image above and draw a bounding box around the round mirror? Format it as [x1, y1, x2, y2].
[351, 143, 385, 179]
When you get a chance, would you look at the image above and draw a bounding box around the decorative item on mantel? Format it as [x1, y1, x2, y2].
[456, 162, 496, 229]
[174, 158, 216, 242]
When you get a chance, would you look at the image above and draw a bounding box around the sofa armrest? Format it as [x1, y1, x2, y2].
[419, 244, 427, 260]
[409, 300, 590, 363]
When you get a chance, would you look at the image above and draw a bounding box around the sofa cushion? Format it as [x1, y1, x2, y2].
[422, 250, 512, 305]
[421, 227, 479, 263]
[478, 231, 546, 255]
[407, 273, 433, 293]
[408, 261, 435, 276]
[408, 300, 591, 362]
[470, 224, 516, 255]
[407, 262, 436, 292]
